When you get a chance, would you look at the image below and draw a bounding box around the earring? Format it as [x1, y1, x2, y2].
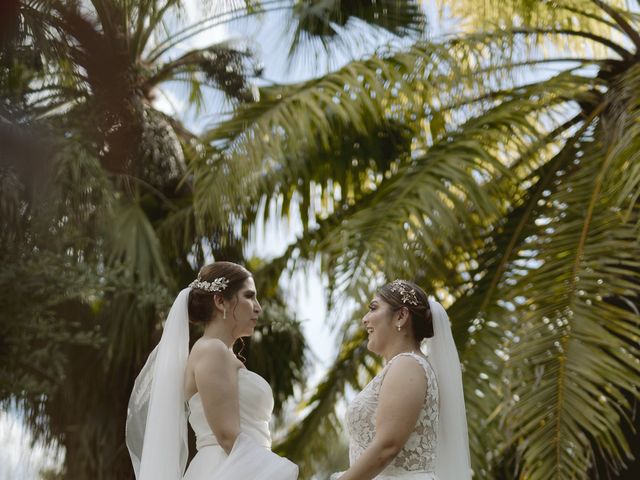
[223, 309, 227, 321]
[396, 325, 401, 332]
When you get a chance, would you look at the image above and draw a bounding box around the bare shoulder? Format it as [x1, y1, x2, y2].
[382, 355, 428, 390]
[191, 338, 241, 369]
[377, 354, 428, 429]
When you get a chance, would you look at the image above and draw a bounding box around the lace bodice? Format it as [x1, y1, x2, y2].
[346, 352, 439, 474]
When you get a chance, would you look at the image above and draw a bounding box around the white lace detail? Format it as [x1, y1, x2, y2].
[346, 352, 439, 474]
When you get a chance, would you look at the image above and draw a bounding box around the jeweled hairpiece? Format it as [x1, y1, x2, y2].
[389, 280, 419, 306]
[189, 276, 229, 292]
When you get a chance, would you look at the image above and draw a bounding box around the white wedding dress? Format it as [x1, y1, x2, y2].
[334, 352, 440, 480]
[183, 368, 298, 479]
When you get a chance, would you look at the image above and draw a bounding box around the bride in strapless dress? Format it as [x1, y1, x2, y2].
[182, 344, 292, 479]
[184, 366, 275, 478]
[126, 262, 298, 480]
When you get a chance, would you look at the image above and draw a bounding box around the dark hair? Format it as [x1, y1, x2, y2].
[377, 279, 433, 342]
[188, 261, 252, 325]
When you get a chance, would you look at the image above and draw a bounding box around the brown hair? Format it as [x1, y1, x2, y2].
[377, 279, 433, 342]
[188, 261, 252, 325]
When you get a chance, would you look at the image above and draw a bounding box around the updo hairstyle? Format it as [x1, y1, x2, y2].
[188, 261, 252, 325]
[377, 279, 434, 342]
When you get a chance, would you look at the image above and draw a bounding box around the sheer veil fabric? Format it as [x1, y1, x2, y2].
[125, 287, 298, 480]
[427, 299, 472, 480]
[125, 286, 468, 479]
[126, 288, 190, 480]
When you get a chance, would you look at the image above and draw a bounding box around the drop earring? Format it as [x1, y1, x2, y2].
[223, 308, 227, 321]
[396, 325, 401, 332]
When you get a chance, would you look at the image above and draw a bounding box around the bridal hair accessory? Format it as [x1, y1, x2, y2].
[389, 280, 419, 306]
[189, 276, 229, 292]
[127, 286, 300, 480]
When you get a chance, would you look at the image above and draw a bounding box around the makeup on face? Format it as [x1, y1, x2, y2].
[230, 277, 262, 338]
[362, 297, 396, 355]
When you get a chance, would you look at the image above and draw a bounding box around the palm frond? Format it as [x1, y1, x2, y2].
[275, 322, 376, 477]
[288, 0, 426, 60]
[146, 42, 263, 103]
[474, 75, 640, 477]
[198, 32, 596, 231]
[108, 200, 171, 284]
[441, 0, 632, 46]
[449, 109, 603, 475]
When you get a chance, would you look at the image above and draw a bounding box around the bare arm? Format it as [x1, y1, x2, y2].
[337, 356, 427, 480]
[193, 340, 242, 454]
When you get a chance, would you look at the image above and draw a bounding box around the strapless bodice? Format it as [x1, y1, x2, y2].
[187, 368, 273, 450]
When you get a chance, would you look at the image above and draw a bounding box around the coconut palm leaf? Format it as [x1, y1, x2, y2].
[227, 6, 640, 476]
[197, 31, 591, 231]
[275, 320, 376, 478]
[502, 126, 640, 478]
[231, 68, 594, 295]
[289, 0, 426, 60]
[444, 107, 604, 476]
[145, 43, 264, 104]
[442, 0, 635, 53]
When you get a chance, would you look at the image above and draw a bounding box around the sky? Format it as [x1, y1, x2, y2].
[0, 407, 62, 480]
[7, 1, 640, 477]
[2, 3, 372, 477]
[154, 0, 441, 370]
[2, 0, 593, 475]
[1, 1, 443, 477]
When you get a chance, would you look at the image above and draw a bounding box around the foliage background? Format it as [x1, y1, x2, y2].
[2, 1, 640, 479]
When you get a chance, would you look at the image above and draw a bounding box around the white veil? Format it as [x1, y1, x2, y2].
[126, 288, 191, 480]
[427, 299, 472, 480]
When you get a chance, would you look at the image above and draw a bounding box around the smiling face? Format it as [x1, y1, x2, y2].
[362, 295, 399, 355]
[227, 277, 262, 338]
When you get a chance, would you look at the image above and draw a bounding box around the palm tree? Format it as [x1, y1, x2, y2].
[1, 1, 426, 478]
[2, 1, 284, 478]
[199, 1, 640, 478]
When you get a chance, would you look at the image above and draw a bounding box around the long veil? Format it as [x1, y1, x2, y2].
[427, 299, 472, 480]
[126, 288, 191, 480]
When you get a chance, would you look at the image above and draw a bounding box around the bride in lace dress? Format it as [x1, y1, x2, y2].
[126, 262, 298, 480]
[331, 280, 471, 480]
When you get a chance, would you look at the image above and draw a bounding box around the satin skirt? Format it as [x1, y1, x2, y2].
[182, 432, 298, 480]
[379, 466, 438, 479]
[331, 469, 438, 480]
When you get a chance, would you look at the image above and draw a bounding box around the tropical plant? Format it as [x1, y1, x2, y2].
[198, 1, 640, 478]
[1, 1, 290, 477]
[1, 0, 428, 477]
